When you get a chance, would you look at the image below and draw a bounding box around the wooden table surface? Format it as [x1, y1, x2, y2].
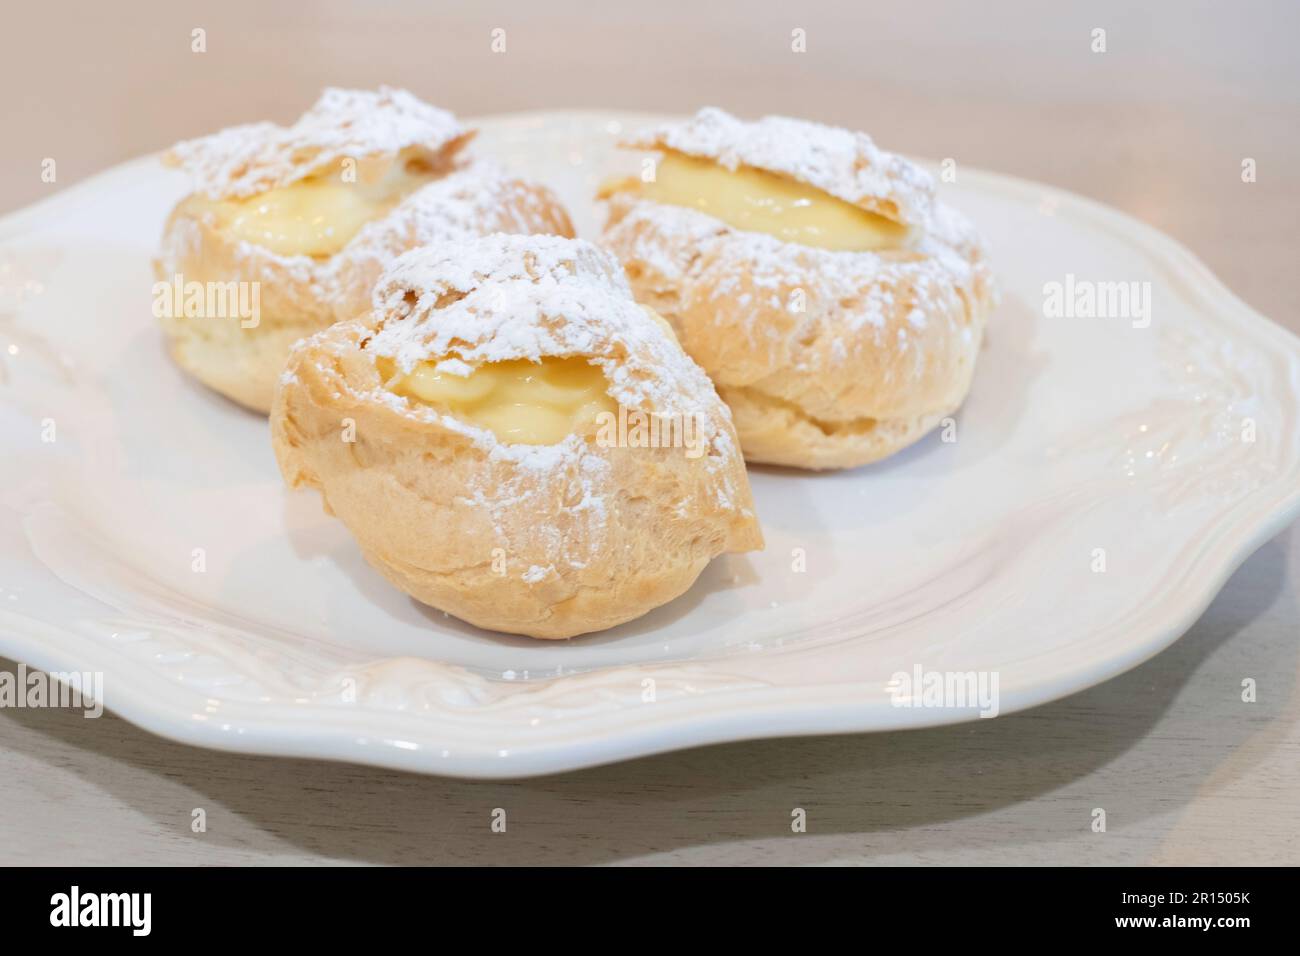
[1, 1, 1297, 865]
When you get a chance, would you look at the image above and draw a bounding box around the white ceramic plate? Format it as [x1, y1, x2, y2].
[2, 111, 1297, 778]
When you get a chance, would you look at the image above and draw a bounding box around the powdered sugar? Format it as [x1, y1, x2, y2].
[521, 564, 553, 584]
[367, 234, 727, 423]
[164, 87, 469, 200]
[606, 196, 980, 343]
[156, 159, 562, 321]
[604, 110, 995, 385]
[625, 106, 935, 227]
[312, 233, 753, 542]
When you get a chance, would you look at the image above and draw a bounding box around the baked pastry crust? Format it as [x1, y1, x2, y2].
[271, 234, 763, 639]
[154, 87, 574, 413]
[603, 107, 997, 470]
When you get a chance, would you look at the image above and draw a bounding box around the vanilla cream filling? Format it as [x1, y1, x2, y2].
[626, 152, 909, 252]
[378, 356, 618, 445]
[181, 148, 441, 258]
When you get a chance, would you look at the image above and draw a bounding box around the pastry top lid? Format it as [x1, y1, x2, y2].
[364, 233, 724, 421]
[163, 86, 471, 200]
[624, 106, 935, 228]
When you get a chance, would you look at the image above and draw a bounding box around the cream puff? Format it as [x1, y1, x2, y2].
[154, 87, 574, 413]
[600, 107, 997, 470]
[271, 233, 763, 639]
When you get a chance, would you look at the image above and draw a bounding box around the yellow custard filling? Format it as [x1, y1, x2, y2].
[627, 153, 909, 252]
[378, 356, 618, 445]
[181, 148, 441, 258]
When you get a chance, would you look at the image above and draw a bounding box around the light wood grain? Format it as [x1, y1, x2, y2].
[1, 0, 1298, 865]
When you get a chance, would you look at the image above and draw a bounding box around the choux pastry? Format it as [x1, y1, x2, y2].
[271, 233, 763, 639]
[600, 107, 996, 469]
[154, 87, 574, 412]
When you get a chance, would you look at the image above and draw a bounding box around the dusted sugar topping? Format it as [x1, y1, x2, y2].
[164, 87, 470, 200]
[624, 107, 935, 228]
[613, 197, 962, 324]
[606, 191, 984, 321]
[277, 246, 761, 592]
[604, 109, 994, 365]
[602, 193, 996, 385]
[286, 234, 756, 556]
[158, 159, 565, 316]
[366, 234, 726, 424]
[332, 161, 566, 289]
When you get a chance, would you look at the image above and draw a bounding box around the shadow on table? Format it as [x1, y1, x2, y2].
[2, 528, 1294, 865]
